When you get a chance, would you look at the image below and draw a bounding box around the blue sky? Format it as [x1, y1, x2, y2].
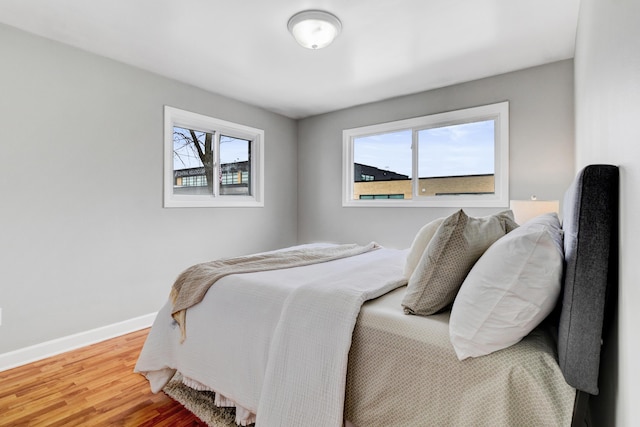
[354, 120, 495, 178]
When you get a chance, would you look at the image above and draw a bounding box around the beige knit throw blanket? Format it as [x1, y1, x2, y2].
[170, 242, 380, 341]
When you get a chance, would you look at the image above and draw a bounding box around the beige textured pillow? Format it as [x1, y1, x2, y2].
[402, 209, 517, 316]
[403, 217, 445, 279]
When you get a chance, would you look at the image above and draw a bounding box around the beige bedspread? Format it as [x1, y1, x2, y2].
[345, 287, 576, 427]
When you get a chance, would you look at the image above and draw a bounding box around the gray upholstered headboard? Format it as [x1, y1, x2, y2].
[557, 164, 619, 396]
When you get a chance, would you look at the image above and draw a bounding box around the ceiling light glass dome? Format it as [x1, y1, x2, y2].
[287, 10, 342, 50]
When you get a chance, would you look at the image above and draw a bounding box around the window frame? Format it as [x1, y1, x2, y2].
[342, 102, 509, 208]
[164, 106, 264, 208]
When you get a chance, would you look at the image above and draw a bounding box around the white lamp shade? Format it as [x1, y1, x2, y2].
[288, 10, 342, 49]
[509, 199, 560, 224]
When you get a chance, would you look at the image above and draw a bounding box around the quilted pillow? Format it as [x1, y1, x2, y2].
[402, 209, 517, 316]
[403, 217, 445, 279]
[449, 213, 564, 360]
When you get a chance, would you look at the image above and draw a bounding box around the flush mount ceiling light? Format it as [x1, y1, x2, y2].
[287, 10, 342, 50]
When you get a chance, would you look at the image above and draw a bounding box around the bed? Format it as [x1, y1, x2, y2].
[135, 164, 619, 426]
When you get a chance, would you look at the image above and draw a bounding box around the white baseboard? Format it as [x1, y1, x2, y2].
[0, 312, 157, 372]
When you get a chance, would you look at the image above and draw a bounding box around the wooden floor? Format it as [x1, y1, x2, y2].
[0, 329, 205, 426]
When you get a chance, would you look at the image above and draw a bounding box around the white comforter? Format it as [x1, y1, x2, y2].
[135, 244, 408, 426]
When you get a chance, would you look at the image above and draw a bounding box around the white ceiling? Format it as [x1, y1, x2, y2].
[0, 0, 580, 119]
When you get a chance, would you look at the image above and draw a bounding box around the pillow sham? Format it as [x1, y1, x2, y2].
[402, 209, 517, 316]
[449, 213, 563, 360]
[403, 217, 445, 279]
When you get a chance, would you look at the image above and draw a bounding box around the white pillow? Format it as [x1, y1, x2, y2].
[403, 217, 445, 278]
[449, 213, 563, 360]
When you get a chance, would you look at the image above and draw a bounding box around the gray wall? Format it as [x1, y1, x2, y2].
[574, 1, 640, 425]
[0, 23, 298, 353]
[297, 60, 575, 248]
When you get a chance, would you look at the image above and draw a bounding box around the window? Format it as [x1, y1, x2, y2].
[342, 102, 509, 207]
[164, 106, 264, 207]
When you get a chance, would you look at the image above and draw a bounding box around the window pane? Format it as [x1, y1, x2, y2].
[220, 135, 251, 196]
[165, 106, 264, 208]
[417, 120, 495, 196]
[173, 126, 214, 196]
[342, 101, 508, 207]
[353, 130, 412, 200]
